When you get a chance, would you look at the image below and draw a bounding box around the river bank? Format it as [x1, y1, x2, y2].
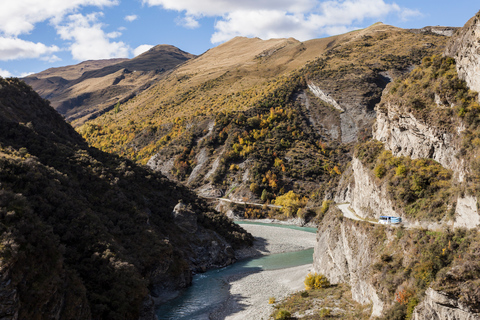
[234, 223, 317, 259]
[212, 223, 317, 319]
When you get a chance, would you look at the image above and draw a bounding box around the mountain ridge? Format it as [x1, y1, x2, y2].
[23, 44, 195, 125]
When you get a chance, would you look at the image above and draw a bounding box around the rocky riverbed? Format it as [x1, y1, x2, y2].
[211, 223, 317, 319]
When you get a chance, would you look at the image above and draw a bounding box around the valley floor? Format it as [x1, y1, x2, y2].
[211, 224, 317, 319]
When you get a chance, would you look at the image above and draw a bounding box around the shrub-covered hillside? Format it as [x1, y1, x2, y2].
[0, 78, 252, 320]
[79, 24, 450, 221]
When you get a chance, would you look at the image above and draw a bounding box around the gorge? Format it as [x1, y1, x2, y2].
[1, 6, 480, 320]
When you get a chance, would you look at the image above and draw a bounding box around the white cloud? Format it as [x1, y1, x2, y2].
[134, 44, 154, 57]
[0, 37, 59, 61]
[107, 31, 122, 38]
[143, 0, 316, 16]
[399, 8, 422, 22]
[0, 0, 118, 36]
[0, 68, 12, 77]
[40, 54, 62, 63]
[20, 71, 35, 77]
[176, 15, 200, 29]
[125, 14, 138, 22]
[56, 12, 130, 61]
[143, 0, 420, 43]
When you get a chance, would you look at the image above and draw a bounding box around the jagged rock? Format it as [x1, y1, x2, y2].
[307, 82, 344, 112]
[350, 157, 399, 220]
[412, 288, 480, 320]
[454, 196, 480, 229]
[172, 201, 198, 233]
[445, 11, 480, 95]
[374, 101, 465, 181]
[410, 26, 458, 37]
[313, 209, 384, 317]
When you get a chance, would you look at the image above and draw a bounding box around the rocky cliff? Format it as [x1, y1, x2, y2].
[445, 11, 480, 94]
[315, 205, 480, 319]
[349, 157, 398, 220]
[313, 208, 385, 316]
[374, 101, 465, 181]
[319, 11, 480, 320]
[412, 288, 480, 320]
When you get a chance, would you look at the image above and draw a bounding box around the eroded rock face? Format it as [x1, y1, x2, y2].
[412, 288, 480, 320]
[173, 201, 198, 233]
[445, 11, 480, 95]
[172, 201, 235, 272]
[454, 196, 480, 229]
[374, 102, 465, 181]
[350, 157, 399, 220]
[313, 210, 384, 317]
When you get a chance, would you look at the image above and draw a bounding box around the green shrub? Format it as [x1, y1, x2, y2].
[275, 309, 291, 320]
[319, 308, 331, 317]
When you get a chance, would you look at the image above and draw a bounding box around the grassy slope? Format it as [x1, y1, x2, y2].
[78, 24, 449, 218]
[23, 45, 195, 125]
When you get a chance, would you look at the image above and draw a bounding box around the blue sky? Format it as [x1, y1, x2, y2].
[0, 0, 478, 77]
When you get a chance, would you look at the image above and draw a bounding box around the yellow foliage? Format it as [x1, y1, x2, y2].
[274, 191, 307, 217]
[304, 273, 330, 290]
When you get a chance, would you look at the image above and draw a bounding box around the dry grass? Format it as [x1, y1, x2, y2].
[272, 283, 371, 319]
[26, 58, 128, 81]
[79, 23, 449, 164]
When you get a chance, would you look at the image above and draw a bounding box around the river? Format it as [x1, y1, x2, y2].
[156, 222, 317, 319]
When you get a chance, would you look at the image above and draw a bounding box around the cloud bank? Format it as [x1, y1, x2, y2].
[0, 0, 128, 62]
[56, 13, 130, 61]
[143, 0, 420, 43]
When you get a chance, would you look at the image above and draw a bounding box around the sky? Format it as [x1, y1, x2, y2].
[0, 1, 478, 77]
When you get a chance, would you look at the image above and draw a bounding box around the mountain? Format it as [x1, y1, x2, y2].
[23, 45, 195, 125]
[0, 77, 251, 319]
[77, 23, 452, 221]
[312, 10, 480, 320]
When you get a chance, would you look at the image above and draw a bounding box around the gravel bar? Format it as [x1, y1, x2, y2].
[211, 224, 317, 319]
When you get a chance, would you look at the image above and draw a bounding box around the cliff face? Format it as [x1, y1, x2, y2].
[313, 208, 384, 317]
[374, 101, 465, 181]
[445, 11, 480, 94]
[350, 157, 398, 220]
[318, 12, 480, 320]
[412, 288, 480, 320]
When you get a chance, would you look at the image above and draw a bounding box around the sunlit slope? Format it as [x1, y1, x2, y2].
[81, 23, 449, 166]
[24, 45, 195, 125]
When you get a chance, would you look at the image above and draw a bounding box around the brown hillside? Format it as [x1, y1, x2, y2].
[23, 45, 195, 125]
[27, 58, 128, 81]
[77, 23, 450, 215]
[82, 23, 448, 163]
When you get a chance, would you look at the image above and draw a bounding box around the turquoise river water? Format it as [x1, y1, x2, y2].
[155, 222, 316, 319]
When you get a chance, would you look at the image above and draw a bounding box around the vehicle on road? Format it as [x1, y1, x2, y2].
[379, 216, 402, 224]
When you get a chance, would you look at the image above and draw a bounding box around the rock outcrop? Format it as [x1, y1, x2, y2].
[313, 209, 384, 317]
[350, 157, 399, 220]
[410, 26, 458, 37]
[307, 82, 344, 112]
[445, 11, 480, 95]
[412, 288, 480, 320]
[374, 101, 465, 181]
[454, 196, 480, 229]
